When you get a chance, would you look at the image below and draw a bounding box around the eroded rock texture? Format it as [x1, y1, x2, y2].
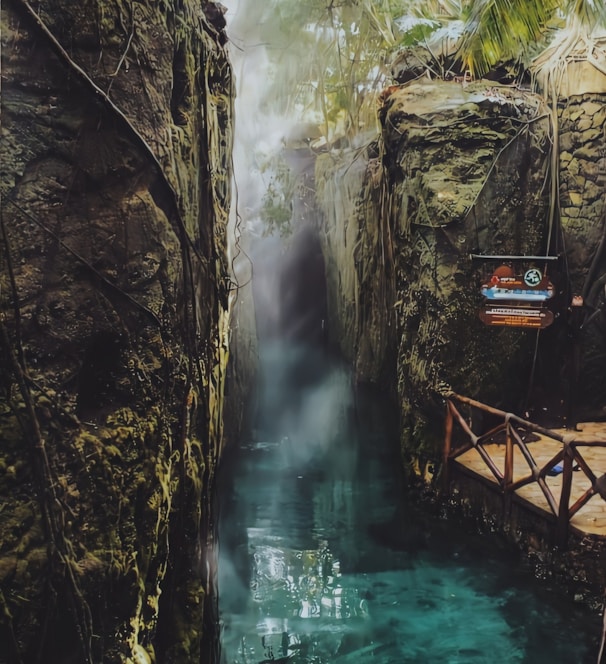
[558, 91, 606, 417]
[316, 144, 395, 385]
[380, 80, 553, 458]
[0, 1, 232, 662]
[316, 72, 606, 466]
[317, 80, 558, 461]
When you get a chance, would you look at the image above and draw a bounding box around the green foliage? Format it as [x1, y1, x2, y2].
[261, 183, 293, 237]
[458, 0, 606, 75]
[256, 0, 401, 140]
[250, 0, 605, 236]
[253, 0, 606, 134]
[458, 0, 556, 75]
[396, 16, 441, 47]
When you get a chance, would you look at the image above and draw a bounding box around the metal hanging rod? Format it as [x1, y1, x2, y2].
[469, 254, 560, 261]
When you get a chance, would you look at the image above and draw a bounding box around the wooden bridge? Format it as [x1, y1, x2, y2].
[442, 393, 606, 545]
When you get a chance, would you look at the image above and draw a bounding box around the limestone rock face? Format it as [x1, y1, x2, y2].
[557, 91, 606, 417]
[316, 80, 558, 459]
[381, 80, 553, 455]
[559, 93, 605, 291]
[317, 75, 605, 460]
[316, 144, 395, 385]
[0, 1, 232, 662]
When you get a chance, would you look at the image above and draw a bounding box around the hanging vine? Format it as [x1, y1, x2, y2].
[1, 1, 232, 661]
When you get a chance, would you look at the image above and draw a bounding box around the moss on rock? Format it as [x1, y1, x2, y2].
[316, 80, 554, 467]
[0, 1, 232, 661]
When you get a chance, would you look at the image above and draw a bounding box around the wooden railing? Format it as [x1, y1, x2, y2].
[442, 392, 606, 545]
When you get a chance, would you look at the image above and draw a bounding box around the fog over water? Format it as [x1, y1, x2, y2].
[217, 2, 602, 662]
[217, 360, 600, 662]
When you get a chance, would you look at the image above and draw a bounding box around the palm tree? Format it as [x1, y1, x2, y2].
[457, 0, 606, 80]
[247, 0, 604, 237]
[246, 0, 605, 144]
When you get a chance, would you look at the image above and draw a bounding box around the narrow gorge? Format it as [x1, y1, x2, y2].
[1, 1, 605, 662]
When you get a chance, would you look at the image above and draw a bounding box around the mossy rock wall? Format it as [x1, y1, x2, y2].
[315, 146, 396, 385]
[317, 76, 605, 465]
[380, 80, 553, 459]
[557, 91, 606, 417]
[0, 1, 232, 662]
[316, 80, 555, 461]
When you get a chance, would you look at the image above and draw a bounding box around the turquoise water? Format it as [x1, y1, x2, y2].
[217, 344, 600, 663]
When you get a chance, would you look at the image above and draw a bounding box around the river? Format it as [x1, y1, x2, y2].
[217, 341, 600, 663]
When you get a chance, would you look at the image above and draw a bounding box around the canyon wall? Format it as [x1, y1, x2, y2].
[557, 68, 606, 417]
[0, 1, 232, 661]
[316, 74, 605, 468]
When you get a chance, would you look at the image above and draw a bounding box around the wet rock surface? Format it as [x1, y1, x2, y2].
[444, 470, 606, 609]
[318, 80, 556, 455]
[382, 80, 556, 455]
[315, 144, 395, 385]
[317, 75, 605, 448]
[0, 1, 232, 661]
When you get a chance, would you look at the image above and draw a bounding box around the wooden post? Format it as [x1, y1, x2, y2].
[442, 400, 453, 495]
[503, 419, 514, 516]
[556, 441, 574, 547]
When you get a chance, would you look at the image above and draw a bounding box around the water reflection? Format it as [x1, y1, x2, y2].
[218, 343, 600, 663]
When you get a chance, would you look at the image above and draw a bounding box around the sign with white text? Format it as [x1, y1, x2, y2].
[479, 305, 554, 329]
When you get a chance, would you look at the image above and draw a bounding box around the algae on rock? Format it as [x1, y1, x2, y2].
[315, 69, 605, 472]
[315, 143, 396, 386]
[315, 79, 555, 467]
[0, 1, 232, 661]
[381, 80, 554, 461]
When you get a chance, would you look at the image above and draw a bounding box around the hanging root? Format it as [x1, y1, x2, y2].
[0, 321, 94, 663]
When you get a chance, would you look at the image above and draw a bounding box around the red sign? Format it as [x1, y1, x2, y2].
[479, 305, 554, 329]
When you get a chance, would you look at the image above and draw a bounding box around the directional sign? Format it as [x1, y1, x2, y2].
[479, 305, 555, 329]
[481, 284, 555, 303]
[480, 265, 555, 303]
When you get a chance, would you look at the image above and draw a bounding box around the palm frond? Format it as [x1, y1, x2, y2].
[459, 0, 561, 76]
[567, 0, 606, 28]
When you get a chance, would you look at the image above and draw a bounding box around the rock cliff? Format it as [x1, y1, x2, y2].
[316, 75, 605, 467]
[557, 86, 606, 418]
[0, 1, 232, 661]
[381, 80, 552, 461]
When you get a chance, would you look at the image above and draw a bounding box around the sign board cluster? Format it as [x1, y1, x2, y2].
[478, 264, 555, 329]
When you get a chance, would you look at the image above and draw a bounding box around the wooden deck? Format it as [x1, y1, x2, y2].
[454, 421, 606, 538]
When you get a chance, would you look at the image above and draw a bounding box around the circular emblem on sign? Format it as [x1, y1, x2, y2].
[524, 268, 542, 287]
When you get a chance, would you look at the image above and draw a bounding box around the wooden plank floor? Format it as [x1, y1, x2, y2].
[454, 422, 606, 538]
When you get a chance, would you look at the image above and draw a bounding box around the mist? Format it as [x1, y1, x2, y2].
[219, 4, 364, 660]
[216, 4, 605, 664]
[222, 0, 361, 474]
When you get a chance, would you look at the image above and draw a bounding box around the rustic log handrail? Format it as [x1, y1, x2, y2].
[443, 392, 606, 546]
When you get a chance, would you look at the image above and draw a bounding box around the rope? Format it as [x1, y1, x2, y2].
[524, 329, 541, 414]
[598, 599, 606, 664]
